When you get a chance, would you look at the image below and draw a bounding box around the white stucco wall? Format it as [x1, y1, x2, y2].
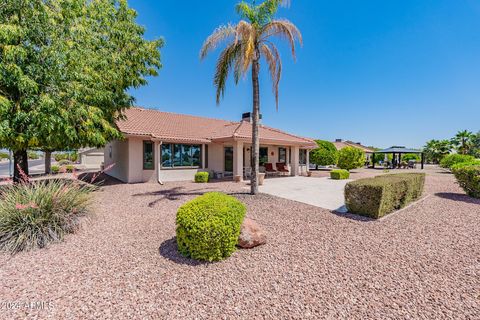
[104, 140, 129, 182]
[128, 137, 157, 183]
[80, 148, 104, 168]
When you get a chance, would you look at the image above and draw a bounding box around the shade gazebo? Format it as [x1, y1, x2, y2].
[372, 146, 424, 169]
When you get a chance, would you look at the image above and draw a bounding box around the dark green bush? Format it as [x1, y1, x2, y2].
[345, 173, 425, 219]
[64, 165, 75, 173]
[440, 154, 475, 169]
[453, 165, 480, 198]
[51, 165, 60, 174]
[194, 172, 209, 183]
[0, 179, 94, 253]
[337, 146, 365, 171]
[330, 169, 350, 180]
[54, 152, 78, 162]
[176, 192, 246, 262]
[27, 151, 40, 159]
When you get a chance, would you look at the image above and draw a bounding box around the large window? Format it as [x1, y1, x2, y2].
[259, 147, 268, 166]
[161, 144, 202, 168]
[278, 147, 287, 163]
[299, 149, 307, 165]
[143, 141, 154, 170]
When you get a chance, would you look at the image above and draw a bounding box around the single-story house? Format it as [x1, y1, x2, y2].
[104, 107, 317, 183]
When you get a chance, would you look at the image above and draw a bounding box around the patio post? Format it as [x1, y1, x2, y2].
[306, 149, 310, 173]
[291, 146, 300, 176]
[233, 140, 244, 180]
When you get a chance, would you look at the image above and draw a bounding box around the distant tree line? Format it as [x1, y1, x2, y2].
[423, 130, 480, 164]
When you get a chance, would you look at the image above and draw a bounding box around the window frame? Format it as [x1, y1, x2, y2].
[278, 147, 287, 163]
[143, 141, 155, 170]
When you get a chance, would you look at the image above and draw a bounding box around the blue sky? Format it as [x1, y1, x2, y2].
[128, 0, 480, 148]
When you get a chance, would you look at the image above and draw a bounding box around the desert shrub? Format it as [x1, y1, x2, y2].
[330, 169, 350, 180]
[176, 192, 246, 262]
[440, 154, 475, 169]
[58, 159, 73, 166]
[54, 152, 78, 163]
[310, 140, 338, 167]
[451, 160, 480, 173]
[194, 172, 209, 183]
[345, 173, 425, 219]
[453, 165, 480, 198]
[0, 152, 10, 160]
[51, 165, 60, 174]
[27, 151, 40, 159]
[64, 165, 75, 173]
[0, 179, 94, 253]
[337, 146, 365, 171]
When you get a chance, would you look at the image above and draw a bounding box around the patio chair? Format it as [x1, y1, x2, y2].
[276, 163, 289, 176]
[243, 167, 252, 179]
[264, 163, 278, 177]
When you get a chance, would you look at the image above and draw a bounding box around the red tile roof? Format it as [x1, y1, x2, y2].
[117, 107, 316, 148]
[333, 140, 375, 153]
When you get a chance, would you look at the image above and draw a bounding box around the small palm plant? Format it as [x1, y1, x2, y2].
[200, 0, 302, 194]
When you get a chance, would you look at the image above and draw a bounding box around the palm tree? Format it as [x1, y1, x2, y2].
[451, 130, 474, 155]
[200, 0, 302, 195]
[423, 139, 451, 163]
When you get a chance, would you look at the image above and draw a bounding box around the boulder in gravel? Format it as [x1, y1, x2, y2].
[238, 218, 266, 249]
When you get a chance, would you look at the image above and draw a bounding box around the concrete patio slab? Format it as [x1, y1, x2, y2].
[258, 176, 351, 212]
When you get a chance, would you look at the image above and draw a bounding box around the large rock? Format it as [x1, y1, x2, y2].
[238, 218, 267, 249]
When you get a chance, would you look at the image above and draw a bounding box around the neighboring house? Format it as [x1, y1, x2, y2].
[79, 147, 104, 169]
[333, 139, 375, 162]
[105, 107, 317, 183]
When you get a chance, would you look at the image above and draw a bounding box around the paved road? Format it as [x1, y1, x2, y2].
[0, 159, 45, 177]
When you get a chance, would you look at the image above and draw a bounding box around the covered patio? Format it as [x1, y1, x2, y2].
[372, 146, 425, 169]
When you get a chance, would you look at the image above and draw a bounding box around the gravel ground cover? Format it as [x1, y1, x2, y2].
[0, 167, 479, 319]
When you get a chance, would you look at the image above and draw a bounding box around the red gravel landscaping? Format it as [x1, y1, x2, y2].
[0, 167, 479, 319]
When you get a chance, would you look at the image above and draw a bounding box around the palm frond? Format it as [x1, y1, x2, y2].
[200, 24, 236, 60]
[235, 2, 256, 22]
[214, 42, 242, 104]
[260, 42, 282, 109]
[257, 0, 290, 23]
[261, 19, 302, 60]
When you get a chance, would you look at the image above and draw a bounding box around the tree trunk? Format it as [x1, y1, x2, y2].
[250, 54, 261, 195]
[44, 150, 52, 174]
[13, 150, 29, 183]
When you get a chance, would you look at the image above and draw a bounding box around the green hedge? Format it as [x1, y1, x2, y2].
[345, 173, 425, 219]
[451, 160, 480, 173]
[194, 172, 209, 183]
[176, 192, 246, 262]
[0, 152, 10, 160]
[330, 169, 350, 180]
[453, 165, 480, 198]
[51, 165, 60, 174]
[440, 154, 475, 169]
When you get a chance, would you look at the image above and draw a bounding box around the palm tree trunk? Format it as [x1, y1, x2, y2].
[250, 54, 261, 195]
[13, 149, 29, 183]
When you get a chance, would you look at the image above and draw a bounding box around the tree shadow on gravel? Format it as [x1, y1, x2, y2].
[435, 192, 480, 204]
[330, 210, 376, 222]
[133, 187, 250, 207]
[158, 237, 207, 266]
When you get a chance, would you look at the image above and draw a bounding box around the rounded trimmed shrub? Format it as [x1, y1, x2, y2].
[330, 169, 350, 180]
[440, 154, 475, 169]
[337, 146, 365, 171]
[453, 165, 480, 198]
[194, 172, 209, 183]
[51, 165, 60, 174]
[176, 192, 246, 262]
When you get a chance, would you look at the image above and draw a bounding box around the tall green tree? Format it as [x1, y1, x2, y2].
[310, 140, 337, 168]
[451, 130, 475, 155]
[0, 0, 163, 182]
[423, 139, 451, 164]
[200, 0, 302, 195]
